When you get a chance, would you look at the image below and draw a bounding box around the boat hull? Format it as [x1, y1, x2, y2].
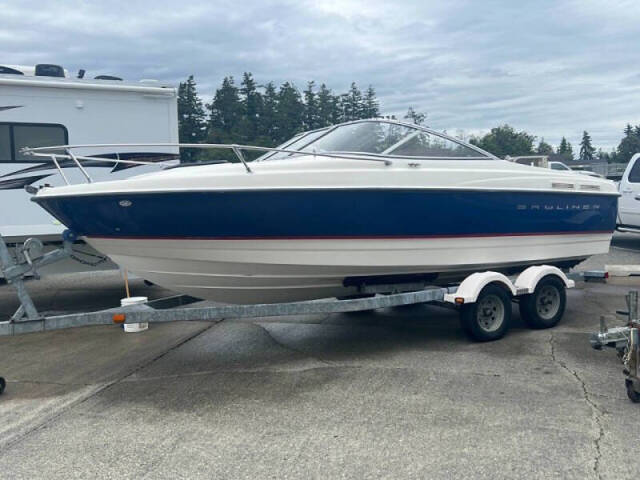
[83, 233, 610, 303]
[34, 188, 618, 303]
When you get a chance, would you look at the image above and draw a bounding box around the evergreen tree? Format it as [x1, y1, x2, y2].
[208, 76, 241, 139]
[404, 107, 426, 126]
[343, 82, 363, 121]
[257, 82, 278, 144]
[579, 131, 595, 162]
[363, 85, 380, 118]
[275, 82, 304, 143]
[316, 83, 335, 127]
[536, 138, 554, 156]
[557, 137, 573, 162]
[303, 81, 318, 130]
[239, 72, 262, 143]
[617, 124, 640, 163]
[177, 75, 207, 162]
[469, 125, 535, 158]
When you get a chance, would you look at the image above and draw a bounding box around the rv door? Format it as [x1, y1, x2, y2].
[619, 153, 640, 228]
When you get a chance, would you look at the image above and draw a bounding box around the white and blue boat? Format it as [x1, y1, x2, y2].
[29, 119, 619, 303]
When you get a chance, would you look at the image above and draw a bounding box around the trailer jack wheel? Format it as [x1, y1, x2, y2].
[460, 284, 511, 342]
[519, 276, 566, 329]
[0, 377, 5, 395]
[626, 380, 640, 403]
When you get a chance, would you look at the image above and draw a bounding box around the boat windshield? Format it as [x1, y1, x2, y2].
[257, 120, 490, 162]
[299, 121, 487, 158]
[256, 128, 330, 161]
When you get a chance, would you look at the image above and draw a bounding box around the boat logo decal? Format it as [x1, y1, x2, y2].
[118, 199, 132, 207]
[516, 203, 601, 211]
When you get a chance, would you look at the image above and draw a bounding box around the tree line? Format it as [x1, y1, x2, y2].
[178, 74, 639, 164]
[178, 73, 394, 162]
[469, 124, 639, 164]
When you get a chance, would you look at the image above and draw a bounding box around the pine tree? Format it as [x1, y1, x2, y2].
[557, 137, 573, 162]
[303, 81, 318, 130]
[363, 85, 380, 118]
[275, 82, 304, 143]
[257, 82, 278, 144]
[617, 124, 640, 163]
[208, 76, 241, 138]
[177, 75, 206, 162]
[579, 131, 596, 162]
[239, 72, 262, 143]
[343, 82, 363, 121]
[316, 83, 334, 127]
[404, 107, 426, 126]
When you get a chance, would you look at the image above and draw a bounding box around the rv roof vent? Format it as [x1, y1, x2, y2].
[95, 75, 123, 81]
[0, 66, 24, 75]
[35, 64, 65, 77]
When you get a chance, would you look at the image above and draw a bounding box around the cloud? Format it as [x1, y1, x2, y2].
[1, 0, 638, 150]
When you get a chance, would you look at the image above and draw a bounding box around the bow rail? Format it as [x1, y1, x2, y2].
[21, 142, 394, 184]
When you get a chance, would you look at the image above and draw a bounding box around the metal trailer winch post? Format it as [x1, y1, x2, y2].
[590, 290, 640, 403]
[1, 230, 608, 395]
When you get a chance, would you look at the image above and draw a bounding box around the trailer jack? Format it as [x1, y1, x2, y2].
[590, 290, 640, 403]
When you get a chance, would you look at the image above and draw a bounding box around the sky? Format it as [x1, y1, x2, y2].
[2, 0, 640, 151]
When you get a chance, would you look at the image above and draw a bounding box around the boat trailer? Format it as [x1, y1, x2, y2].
[1, 231, 607, 396]
[590, 290, 640, 403]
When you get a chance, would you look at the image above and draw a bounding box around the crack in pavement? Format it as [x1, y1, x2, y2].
[549, 333, 604, 480]
[0, 322, 217, 451]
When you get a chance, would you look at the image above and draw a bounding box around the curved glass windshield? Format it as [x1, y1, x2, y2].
[259, 120, 489, 161]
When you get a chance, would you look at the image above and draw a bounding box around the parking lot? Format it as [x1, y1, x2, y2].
[1, 233, 640, 479]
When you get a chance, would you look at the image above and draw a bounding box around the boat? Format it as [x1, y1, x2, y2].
[27, 119, 619, 303]
[0, 63, 178, 275]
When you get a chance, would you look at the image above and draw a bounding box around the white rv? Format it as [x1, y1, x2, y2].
[0, 63, 179, 273]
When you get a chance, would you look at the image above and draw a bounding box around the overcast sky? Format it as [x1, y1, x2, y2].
[2, 0, 639, 151]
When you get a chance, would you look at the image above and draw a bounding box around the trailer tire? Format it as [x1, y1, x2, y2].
[460, 284, 511, 342]
[0, 377, 5, 395]
[626, 380, 640, 403]
[519, 276, 566, 329]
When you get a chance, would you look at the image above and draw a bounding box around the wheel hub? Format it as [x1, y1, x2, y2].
[476, 294, 504, 332]
[536, 285, 560, 320]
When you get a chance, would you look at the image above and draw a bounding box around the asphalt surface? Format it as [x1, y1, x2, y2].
[1, 233, 640, 479]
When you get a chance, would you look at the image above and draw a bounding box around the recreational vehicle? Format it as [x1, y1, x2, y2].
[0, 64, 179, 274]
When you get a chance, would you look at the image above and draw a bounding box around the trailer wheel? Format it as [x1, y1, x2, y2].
[460, 284, 511, 342]
[626, 380, 640, 403]
[0, 377, 5, 395]
[519, 276, 566, 329]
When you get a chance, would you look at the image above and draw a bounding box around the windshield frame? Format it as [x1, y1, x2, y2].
[257, 119, 498, 162]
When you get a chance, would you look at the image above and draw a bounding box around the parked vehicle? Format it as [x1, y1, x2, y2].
[617, 153, 640, 232]
[0, 63, 179, 274]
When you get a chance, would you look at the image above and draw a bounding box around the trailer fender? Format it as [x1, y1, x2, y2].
[514, 265, 574, 294]
[444, 271, 516, 304]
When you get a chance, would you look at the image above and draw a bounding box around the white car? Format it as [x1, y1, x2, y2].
[617, 153, 640, 232]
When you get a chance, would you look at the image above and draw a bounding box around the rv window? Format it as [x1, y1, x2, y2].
[12, 124, 67, 161]
[0, 125, 10, 161]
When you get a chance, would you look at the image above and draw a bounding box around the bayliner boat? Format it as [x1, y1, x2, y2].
[28, 119, 619, 303]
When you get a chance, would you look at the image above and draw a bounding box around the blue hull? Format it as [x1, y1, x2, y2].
[33, 189, 618, 239]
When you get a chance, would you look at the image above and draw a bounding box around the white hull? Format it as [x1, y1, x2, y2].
[87, 232, 611, 303]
